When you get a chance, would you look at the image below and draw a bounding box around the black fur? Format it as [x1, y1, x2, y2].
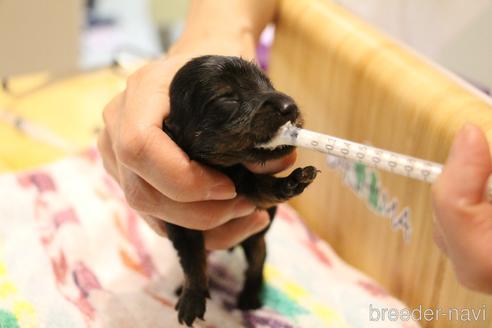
[162, 55, 317, 326]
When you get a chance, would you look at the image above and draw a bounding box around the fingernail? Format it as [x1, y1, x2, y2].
[207, 183, 236, 200]
[233, 198, 256, 217]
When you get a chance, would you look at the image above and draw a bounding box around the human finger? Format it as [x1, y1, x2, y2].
[432, 219, 448, 255]
[204, 210, 270, 250]
[244, 151, 297, 174]
[118, 169, 256, 230]
[436, 124, 492, 207]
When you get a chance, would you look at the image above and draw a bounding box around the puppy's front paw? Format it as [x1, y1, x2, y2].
[175, 288, 209, 326]
[279, 166, 318, 199]
[237, 288, 262, 310]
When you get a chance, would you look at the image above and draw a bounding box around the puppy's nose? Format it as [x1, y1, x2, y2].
[279, 102, 297, 116]
[262, 96, 298, 117]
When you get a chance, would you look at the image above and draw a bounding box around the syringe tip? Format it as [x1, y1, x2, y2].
[255, 121, 296, 149]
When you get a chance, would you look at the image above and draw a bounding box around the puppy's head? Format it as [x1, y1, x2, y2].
[165, 55, 301, 167]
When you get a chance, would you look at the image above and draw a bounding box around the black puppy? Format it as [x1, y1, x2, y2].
[160, 55, 317, 326]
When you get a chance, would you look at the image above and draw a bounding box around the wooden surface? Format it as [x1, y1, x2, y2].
[0, 70, 124, 172]
[270, 0, 492, 327]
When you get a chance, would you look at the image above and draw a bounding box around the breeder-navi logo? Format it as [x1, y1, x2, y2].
[369, 304, 488, 322]
[327, 155, 412, 241]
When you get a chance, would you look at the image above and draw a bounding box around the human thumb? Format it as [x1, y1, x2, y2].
[441, 123, 492, 204]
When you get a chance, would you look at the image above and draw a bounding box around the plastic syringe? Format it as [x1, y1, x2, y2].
[257, 122, 492, 199]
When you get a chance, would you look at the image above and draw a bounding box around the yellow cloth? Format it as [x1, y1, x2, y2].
[0, 70, 124, 172]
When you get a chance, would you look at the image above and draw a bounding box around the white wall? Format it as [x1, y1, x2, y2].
[334, 0, 492, 92]
[0, 0, 83, 76]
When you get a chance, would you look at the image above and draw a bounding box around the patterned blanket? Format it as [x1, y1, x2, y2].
[0, 149, 418, 328]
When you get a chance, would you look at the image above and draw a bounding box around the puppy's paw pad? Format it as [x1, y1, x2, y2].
[295, 166, 318, 183]
[282, 166, 318, 197]
[175, 289, 208, 327]
[237, 290, 262, 310]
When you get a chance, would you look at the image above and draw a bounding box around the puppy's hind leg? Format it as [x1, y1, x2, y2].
[166, 223, 210, 327]
[237, 207, 274, 310]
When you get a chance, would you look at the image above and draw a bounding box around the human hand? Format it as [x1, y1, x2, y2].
[98, 42, 296, 250]
[432, 123, 492, 293]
